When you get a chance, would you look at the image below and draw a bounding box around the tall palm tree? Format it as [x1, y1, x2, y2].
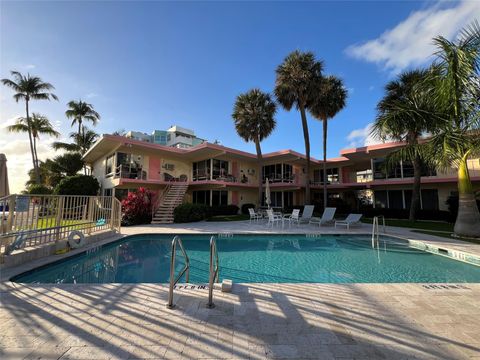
[274, 51, 323, 204]
[310, 76, 348, 209]
[65, 100, 100, 137]
[428, 21, 480, 237]
[232, 89, 277, 205]
[1, 71, 58, 183]
[7, 113, 60, 173]
[371, 69, 439, 221]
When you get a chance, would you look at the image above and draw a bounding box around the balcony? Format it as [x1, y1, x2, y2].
[114, 165, 147, 180]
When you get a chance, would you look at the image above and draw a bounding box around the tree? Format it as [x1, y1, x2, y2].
[232, 89, 277, 205]
[53, 128, 99, 155]
[371, 69, 438, 221]
[274, 51, 323, 204]
[7, 113, 60, 171]
[54, 174, 100, 196]
[310, 76, 348, 209]
[1, 71, 58, 183]
[428, 21, 480, 237]
[65, 100, 100, 137]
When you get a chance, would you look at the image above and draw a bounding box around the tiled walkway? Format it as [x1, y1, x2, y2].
[1, 282, 479, 359]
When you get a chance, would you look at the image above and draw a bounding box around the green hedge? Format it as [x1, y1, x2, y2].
[241, 203, 256, 215]
[27, 184, 53, 195]
[174, 203, 209, 223]
[54, 175, 100, 196]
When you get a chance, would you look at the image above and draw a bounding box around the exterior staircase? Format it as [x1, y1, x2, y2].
[151, 183, 188, 224]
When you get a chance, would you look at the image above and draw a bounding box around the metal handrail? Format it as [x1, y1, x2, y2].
[167, 235, 190, 309]
[371, 215, 386, 248]
[207, 235, 220, 308]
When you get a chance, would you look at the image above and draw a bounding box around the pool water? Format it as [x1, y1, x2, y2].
[11, 234, 480, 283]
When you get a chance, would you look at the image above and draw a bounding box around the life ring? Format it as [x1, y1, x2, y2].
[6, 233, 26, 255]
[68, 230, 85, 249]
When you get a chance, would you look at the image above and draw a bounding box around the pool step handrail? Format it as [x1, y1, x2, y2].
[371, 215, 386, 249]
[167, 235, 190, 309]
[207, 235, 220, 308]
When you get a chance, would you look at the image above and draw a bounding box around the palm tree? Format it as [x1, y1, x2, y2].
[7, 113, 60, 172]
[65, 100, 100, 137]
[310, 76, 348, 209]
[1, 71, 58, 183]
[428, 21, 480, 237]
[274, 51, 323, 204]
[371, 69, 439, 221]
[232, 89, 277, 205]
[52, 128, 99, 155]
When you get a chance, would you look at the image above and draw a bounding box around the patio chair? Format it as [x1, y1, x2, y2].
[334, 214, 363, 229]
[266, 209, 282, 227]
[248, 208, 262, 223]
[283, 209, 300, 227]
[299, 205, 314, 224]
[309, 207, 336, 227]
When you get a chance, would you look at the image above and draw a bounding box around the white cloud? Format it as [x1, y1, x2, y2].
[346, 122, 383, 148]
[25, 64, 36, 69]
[85, 92, 98, 99]
[1, 117, 66, 193]
[346, 1, 480, 73]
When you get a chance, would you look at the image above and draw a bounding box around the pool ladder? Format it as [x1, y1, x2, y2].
[166, 235, 220, 309]
[371, 215, 386, 249]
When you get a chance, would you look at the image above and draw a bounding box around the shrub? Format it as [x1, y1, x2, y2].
[208, 204, 239, 217]
[174, 203, 208, 223]
[241, 203, 256, 215]
[27, 184, 52, 195]
[54, 175, 100, 196]
[121, 187, 155, 226]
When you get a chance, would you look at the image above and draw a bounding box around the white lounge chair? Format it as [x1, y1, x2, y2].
[266, 209, 283, 227]
[309, 207, 336, 227]
[335, 214, 363, 229]
[248, 208, 262, 223]
[299, 205, 314, 224]
[283, 209, 300, 227]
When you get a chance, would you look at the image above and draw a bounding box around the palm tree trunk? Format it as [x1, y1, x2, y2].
[299, 105, 311, 205]
[255, 139, 264, 207]
[454, 150, 480, 238]
[78, 120, 82, 138]
[25, 100, 40, 184]
[322, 117, 328, 209]
[409, 154, 421, 221]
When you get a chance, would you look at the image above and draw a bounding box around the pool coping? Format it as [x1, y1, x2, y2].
[3, 230, 480, 282]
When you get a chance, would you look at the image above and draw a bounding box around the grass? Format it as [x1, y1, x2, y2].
[361, 218, 454, 232]
[206, 214, 250, 222]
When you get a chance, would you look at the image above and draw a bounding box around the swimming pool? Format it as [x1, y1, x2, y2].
[11, 234, 480, 283]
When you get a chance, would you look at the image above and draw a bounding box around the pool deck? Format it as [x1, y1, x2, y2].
[1, 221, 480, 359]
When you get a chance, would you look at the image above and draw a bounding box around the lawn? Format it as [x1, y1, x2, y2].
[361, 218, 454, 232]
[206, 214, 250, 222]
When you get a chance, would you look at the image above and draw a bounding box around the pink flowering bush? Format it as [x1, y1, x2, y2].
[121, 187, 155, 226]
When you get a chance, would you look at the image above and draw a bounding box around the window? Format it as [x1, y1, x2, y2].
[192, 190, 228, 206]
[261, 191, 290, 208]
[193, 190, 209, 205]
[373, 158, 386, 179]
[212, 190, 228, 206]
[262, 163, 293, 181]
[283, 191, 293, 208]
[313, 168, 339, 183]
[421, 189, 439, 210]
[103, 188, 113, 197]
[105, 154, 115, 175]
[374, 190, 388, 208]
[402, 161, 414, 178]
[404, 190, 412, 210]
[389, 190, 403, 209]
[212, 159, 229, 178]
[193, 160, 210, 180]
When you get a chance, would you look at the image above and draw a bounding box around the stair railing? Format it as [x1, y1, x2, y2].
[152, 184, 171, 219]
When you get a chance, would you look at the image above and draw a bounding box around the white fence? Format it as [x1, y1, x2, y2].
[0, 194, 122, 256]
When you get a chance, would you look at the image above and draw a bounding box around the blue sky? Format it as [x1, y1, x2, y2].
[1, 1, 479, 192]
